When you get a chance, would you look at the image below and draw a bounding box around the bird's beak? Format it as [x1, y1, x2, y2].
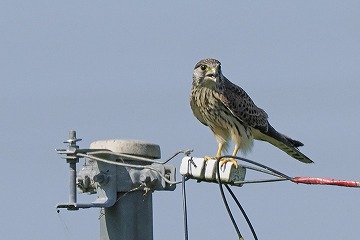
[205, 67, 219, 82]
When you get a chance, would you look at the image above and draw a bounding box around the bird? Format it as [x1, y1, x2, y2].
[190, 58, 313, 168]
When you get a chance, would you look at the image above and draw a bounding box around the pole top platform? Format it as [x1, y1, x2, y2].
[90, 139, 161, 159]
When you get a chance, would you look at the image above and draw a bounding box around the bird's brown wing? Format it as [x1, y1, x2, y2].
[219, 77, 313, 163]
[218, 77, 269, 132]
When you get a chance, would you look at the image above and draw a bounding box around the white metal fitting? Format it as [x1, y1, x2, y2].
[180, 157, 246, 186]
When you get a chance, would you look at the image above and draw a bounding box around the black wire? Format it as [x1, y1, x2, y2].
[237, 163, 285, 178]
[234, 178, 288, 185]
[182, 175, 189, 240]
[216, 159, 243, 240]
[233, 163, 290, 185]
[220, 155, 292, 180]
[185, 155, 291, 240]
[224, 184, 258, 240]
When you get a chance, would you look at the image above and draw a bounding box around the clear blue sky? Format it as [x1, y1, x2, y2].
[1, 1, 360, 239]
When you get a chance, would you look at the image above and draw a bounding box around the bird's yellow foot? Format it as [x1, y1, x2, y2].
[220, 157, 239, 169]
[204, 156, 239, 169]
[204, 156, 215, 161]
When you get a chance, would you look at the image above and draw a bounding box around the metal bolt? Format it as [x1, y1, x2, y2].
[140, 174, 150, 183]
[94, 174, 105, 183]
[84, 175, 91, 189]
[64, 130, 82, 146]
[69, 130, 76, 140]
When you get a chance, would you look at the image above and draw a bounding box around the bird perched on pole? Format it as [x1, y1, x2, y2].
[190, 58, 313, 168]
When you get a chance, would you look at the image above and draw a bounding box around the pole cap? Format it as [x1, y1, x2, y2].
[90, 139, 161, 159]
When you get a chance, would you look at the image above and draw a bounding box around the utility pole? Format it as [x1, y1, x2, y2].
[93, 139, 158, 240]
[56, 131, 176, 240]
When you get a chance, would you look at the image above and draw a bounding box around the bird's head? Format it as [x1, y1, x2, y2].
[192, 58, 223, 87]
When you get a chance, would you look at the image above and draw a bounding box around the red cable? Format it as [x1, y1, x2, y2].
[292, 177, 360, 188]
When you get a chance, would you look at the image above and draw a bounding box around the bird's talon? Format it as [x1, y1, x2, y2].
[204, 156, 217, 165]
[220, 158, 239, 169]
[204, 156, 239, 168]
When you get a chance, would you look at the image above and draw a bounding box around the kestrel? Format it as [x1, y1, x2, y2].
[190, 58, 313, 168]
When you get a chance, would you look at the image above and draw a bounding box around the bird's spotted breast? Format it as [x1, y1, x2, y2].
[191, 86, 254, 153]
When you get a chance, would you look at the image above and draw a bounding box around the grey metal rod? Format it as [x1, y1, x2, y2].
[69, 162, 77, 204]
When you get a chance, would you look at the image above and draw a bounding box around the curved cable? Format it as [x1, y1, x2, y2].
[88, 150, 164, 164]
[234, 178, 288, 185]
[77, 153, 183, 185]
[216, 158, 243, 240]
[237, 163, 286, 178]
[87, 149, 193, 165]
[182, 175, 189, 240]
[162, 149, 193, 164]
[224, 184, 258, 240]
[221, 155, 292, 180]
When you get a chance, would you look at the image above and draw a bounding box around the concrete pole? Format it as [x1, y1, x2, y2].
[100, 191, 153, 240]
[89, 139, 161, 240]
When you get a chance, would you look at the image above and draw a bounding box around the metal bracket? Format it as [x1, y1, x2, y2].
[56, 131, 176, 210]
[56, 131, 117, 210]
[56, 159, 117, 210]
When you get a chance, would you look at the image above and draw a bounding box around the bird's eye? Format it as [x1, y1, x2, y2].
[200, 65, 207, 71]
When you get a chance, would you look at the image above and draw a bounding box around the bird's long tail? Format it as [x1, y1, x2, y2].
[256, 125, 313, 164]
